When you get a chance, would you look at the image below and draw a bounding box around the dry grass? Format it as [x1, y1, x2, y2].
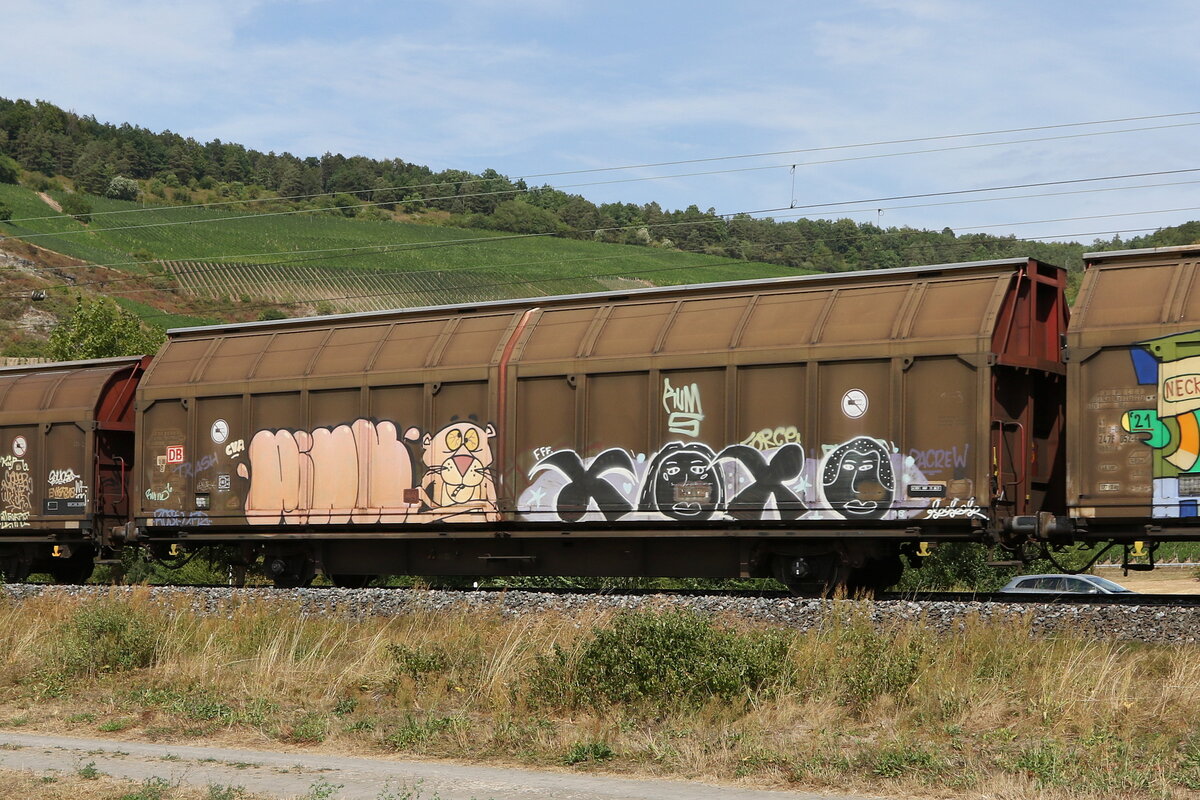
[0, 766, 270, 800]
[0, 590, 1197, 799]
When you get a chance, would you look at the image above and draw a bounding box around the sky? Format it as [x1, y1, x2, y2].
[2, 0, 1199, 245]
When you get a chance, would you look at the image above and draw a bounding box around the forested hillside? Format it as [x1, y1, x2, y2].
[4, 97, 1191, 279]
[0, 96, 1198, 361]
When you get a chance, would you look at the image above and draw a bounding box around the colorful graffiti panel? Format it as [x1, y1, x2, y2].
[1120, 330, 1200, 517]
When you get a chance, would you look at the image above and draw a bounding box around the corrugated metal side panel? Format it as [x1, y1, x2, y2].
[510, 268, 1019, 524]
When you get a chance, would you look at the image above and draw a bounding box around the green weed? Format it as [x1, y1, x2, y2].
[299, 778, 343, 800]
[287, 711, 329, 743]
[384, 715, 461, 751]
[869, 741, 942, 778]
[117, 776, 173, 800]
[387, 643, 449, 679]
[98, 717, 137, 732]
[563, 741, 615, 765]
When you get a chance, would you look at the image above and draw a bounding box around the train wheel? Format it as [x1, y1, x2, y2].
[328, 574, 375, 588]
[264, 551, 316, 588]
[773, 554, 848, 597]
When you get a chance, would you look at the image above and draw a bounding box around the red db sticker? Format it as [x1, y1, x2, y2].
[166, 445, 185, 464]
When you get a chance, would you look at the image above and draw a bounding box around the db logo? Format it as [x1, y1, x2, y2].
[166, 445, 185, 464]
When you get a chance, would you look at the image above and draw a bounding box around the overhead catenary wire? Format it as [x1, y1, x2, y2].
[11, 213, 1168, 315]
[5, 118, 1200, 229]
[2, 187, 1191, 301]
[514, 111, 1200, 179]
[6, 110, 1199, 223]
[108, 222, 1169, 324]
[5, 165, 1199, 250]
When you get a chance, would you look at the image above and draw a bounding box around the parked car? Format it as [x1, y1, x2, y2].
[999, 574, 1136, 594]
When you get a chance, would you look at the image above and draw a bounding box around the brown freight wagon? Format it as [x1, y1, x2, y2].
[0, 356, 148, 582]
[133, 257, 1066, 591]
[1067, 244, 1200, 550]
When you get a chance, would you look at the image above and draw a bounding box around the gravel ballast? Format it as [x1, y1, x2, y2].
[3, 584, 1198, 643]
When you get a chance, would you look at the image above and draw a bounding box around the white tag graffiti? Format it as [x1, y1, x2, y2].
[48, 468, 82, 486]
[925, 496, 987, 520]
[662, 378, 704, 437]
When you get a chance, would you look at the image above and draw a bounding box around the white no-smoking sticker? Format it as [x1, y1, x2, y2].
[12, 436, 26, 457]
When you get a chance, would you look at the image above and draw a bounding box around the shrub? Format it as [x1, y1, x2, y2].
[868, 741, 942, 778]
[105, 175, 141, 201]
[59, 192, 92, 223]
[0, 201, 11, 222]
[527, 610, 790, 711]
[384, 715, 459, 750]
[287, 711, 328, 743]
[832, 615, 925, 710]
[49, 295, 165, 360]
[49, 600, 161, 678]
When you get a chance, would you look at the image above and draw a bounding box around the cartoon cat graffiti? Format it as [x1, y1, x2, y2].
[420, 419, 499, 522]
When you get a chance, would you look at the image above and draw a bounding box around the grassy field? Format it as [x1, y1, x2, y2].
[0, 184, 798, 319]
[0, 593, 1198, 799]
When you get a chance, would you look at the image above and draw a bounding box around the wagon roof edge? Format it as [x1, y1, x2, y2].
[164, 256, 1056, 338]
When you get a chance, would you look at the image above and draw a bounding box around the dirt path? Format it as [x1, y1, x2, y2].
[0, 731, 881, 800]
[37, 192, 62, 212]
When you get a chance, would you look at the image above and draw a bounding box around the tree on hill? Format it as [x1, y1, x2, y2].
[59, 193, 92, 223]
[48, 295, 164, 360]
[0, 153, 18, 184]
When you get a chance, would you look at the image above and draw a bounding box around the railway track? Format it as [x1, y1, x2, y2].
[66, 582, 1200, 606]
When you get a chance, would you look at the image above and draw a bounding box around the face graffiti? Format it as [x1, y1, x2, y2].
[640, 442, 722, 520]
[819, 437, 895, 520]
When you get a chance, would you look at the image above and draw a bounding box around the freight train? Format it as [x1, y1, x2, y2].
[0, 244, 1196, 592]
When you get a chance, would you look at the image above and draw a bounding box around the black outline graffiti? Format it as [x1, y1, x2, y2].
[530, 448, 637, 522]
[717, 443, 806, 520]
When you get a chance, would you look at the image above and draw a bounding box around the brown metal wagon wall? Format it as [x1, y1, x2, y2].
[0, 355, 148, 580]
[1067, 245, 1200, 536]
[135, 257, 1065, 545]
